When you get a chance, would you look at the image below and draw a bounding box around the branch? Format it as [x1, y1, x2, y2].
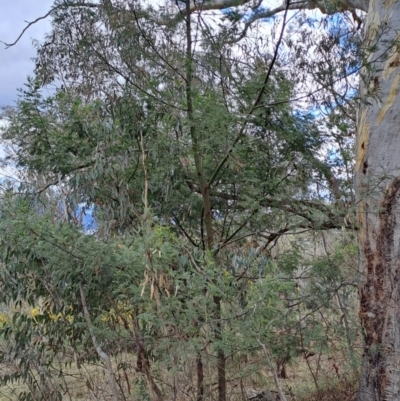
[3, 0, 368, 51]
[79, 282, 120, 401]
[187, 0, 368, 14]
[182, 174, 353, 230]
[248, 0, 290, 113]
[228, 0, 366, 43]
[172, 214, 200, 248]
[208, 0, 290, 186]
[1, 9, 54, 49]
[258, 341, 289, 401]
[1, 2, 100, 49]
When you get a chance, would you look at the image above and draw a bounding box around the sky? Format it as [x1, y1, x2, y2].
[0, 0, 290, 108]
[0, 1, 53, 180]
[0, 1, 53, 108]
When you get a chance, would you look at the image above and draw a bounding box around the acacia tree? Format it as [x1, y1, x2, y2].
[1, 1, 362, 401]
[214, 0, 400, 399]
[116, 0, 400, 399]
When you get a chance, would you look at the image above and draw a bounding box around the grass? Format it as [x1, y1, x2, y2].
[231, 350, 360, 401]
[0, 348, 360, 401]
[0, 353, 138, 401]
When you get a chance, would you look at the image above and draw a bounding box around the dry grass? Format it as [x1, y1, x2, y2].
[0, 350, 360, 401]
[297, 377, 358, 401]
[0, 353, 138, 401]
[232, 350, 360, 401]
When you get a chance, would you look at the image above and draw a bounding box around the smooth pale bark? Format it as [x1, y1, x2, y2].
[355, 1, 400, 399]
[184, 0, 369, 16]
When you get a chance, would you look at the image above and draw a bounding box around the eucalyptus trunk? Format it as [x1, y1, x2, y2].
[356, 2, 400, 399]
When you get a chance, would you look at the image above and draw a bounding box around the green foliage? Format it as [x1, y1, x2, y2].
[0, 1, 360, 400]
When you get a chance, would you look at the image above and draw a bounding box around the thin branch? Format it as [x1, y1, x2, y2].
[140, 129, 148, 213]
[208, 0, 290, 187]
[1, 9, 54, 48]
[258, 341, 289, 401]
[219, 210, 258, 250]
[172, 215, 199, 248]
[2, 0, 368, 50]
[249, 0, 291, 114]
[28, 227, 84, 261]
[1, 2, 100, 48]
[79, 282, 120, 401]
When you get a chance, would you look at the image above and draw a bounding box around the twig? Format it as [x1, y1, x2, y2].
[2, 2, 100, 48]
[2, 10, 53, 48]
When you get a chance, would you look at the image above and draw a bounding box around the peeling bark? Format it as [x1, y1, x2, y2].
[356, 2, 400, 399]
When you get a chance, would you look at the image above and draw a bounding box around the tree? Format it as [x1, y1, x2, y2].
[198, 0, 400, 397]
[353, 7, 400, 401]
[1, 1, 364, 400]
[111, 0, 400, 398]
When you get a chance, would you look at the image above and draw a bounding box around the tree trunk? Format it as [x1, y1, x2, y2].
[196, 353, 204, 401]
[184, 0, 226, 399]
[356, 2, 400, 399]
